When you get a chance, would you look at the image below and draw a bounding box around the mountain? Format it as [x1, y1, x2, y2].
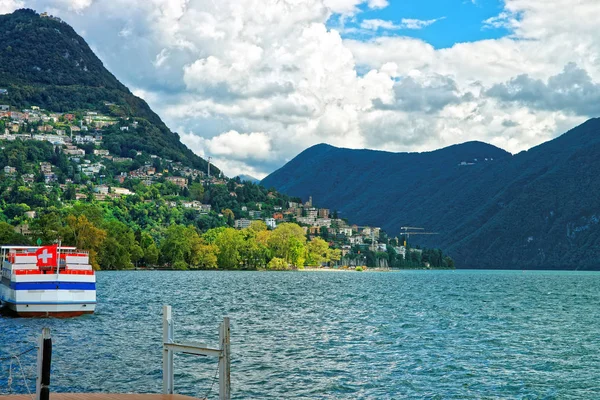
[262, 118, 600, 270]
[237, 174, 260, 184]
[0, 9, 216, 173]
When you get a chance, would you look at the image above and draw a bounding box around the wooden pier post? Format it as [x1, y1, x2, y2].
[35, 328, 52, 400]
[218, 318, 230, 400]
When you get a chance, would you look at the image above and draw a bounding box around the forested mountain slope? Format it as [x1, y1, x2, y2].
[0, 9, 214, 172]
[262, 119, 600, 270]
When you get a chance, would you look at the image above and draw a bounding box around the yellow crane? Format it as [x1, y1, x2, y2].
[400, 226, 438, 247]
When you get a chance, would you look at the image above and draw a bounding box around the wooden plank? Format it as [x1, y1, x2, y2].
[0, 394, 200, 400]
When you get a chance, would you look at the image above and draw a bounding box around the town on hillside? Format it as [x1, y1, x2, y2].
[0, 102, 453, 270]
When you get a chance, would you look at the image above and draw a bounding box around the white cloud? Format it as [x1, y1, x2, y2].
[367, 0, 387, 9]
[3, 0, 600, 178]
[361, 17, 443, 31]
[0, 0, 23, 14]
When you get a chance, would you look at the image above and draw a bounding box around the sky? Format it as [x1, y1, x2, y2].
[1, 0, 600, 179]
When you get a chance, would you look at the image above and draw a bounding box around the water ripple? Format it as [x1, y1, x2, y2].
[1, 270, 600, 399]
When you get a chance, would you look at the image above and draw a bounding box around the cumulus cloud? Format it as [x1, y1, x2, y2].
[487, 63, 600, 116]
[0, 0, 23, 14]
[1, 0, 599, 177]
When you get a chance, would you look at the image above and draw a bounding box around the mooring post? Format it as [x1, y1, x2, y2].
[218, 317, 231, 400]
[35, 327, 52, 400]
[162, 305, 174, 394]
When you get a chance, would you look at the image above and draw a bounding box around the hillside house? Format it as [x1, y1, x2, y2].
[234, 219, 252, 229]
[318, 208, 330, 218]
[165, 176, 187, 188]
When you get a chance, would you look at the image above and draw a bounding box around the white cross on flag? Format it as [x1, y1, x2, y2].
[35, 245, 58, 267]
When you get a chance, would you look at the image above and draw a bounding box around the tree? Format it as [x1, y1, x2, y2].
[0, 221, 29, 245]
[160, 224, 194, 268]
[30, 210, 63, 243]
[62, 214, 107, 269]
[98, 220, 136, 269]
[214, 227, 244, 269]
[267, 257, 289, 270]
[221, 208, 235, 226]
[306, 237, 330, 266]
[144, 243, 160, 265]
[248, 220, 267, 232]
[130, 244, 144, 267]
[268, 223, 307, 265]
[191, 242, 219, 269]
[189, 182, 204, 201]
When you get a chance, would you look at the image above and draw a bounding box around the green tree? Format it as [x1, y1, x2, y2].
[306, 237, 330, 266]
[144, 243, 160, 265]
[266, 257, 289, 270]
[98, 220, 136, 269]
[214, 227, 244, 269]
[189, 182, 204, 201]
[268, 223, 307, 266]
[0, 221, 29, 245]
[62, 214, 106, 269]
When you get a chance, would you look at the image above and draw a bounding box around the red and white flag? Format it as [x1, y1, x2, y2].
[35, 245, 58, 267]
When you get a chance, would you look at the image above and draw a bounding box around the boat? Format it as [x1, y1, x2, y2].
[0, 245, 96, 317]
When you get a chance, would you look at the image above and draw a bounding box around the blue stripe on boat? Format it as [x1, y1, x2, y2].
[2, 299, 96, 305]
[10, 282, 96, 290]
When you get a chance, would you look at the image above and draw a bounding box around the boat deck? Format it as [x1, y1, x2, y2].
[0, 394, 201, 400]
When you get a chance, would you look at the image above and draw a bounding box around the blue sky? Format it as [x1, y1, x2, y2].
[337, 0, 509, 48]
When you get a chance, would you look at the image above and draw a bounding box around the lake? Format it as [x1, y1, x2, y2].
[2, 270, 600, 399]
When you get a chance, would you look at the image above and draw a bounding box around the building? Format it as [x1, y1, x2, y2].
[93, 149, 110, 156]
[306, 208, 318, 219]
[273, 212, 284, 220]
[40, 162, 52, 173]
[318, 208, 330, 218]
[3, 165, 16, 174]
[249, 210, 262, 219]
[234, 219, 252, 229]
[63, 147, 85, 156]
[265, 218, 277, 229]
[349, 236, 364, 245]
[165, 176, 187, 188]
[94, 185, 109, 195]
[112, 187, 133, 196]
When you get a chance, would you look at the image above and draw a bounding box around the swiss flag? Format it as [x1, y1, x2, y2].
[35, 245, 58, 267]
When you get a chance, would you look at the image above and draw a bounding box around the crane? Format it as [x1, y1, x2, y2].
[207, 156, 212, 178]
[399, 226, 438, 247]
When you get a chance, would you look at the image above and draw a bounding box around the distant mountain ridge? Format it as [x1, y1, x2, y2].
[262, 119, 600, 270]
[0, 9, 215, 173]
[237, 174, 261, 184]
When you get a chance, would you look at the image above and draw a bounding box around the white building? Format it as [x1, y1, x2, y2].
[112, 187, 133, 196]
[265, 218, 277, 229]
[234, 219, 252, 229]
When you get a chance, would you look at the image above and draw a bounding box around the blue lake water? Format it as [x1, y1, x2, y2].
[1, 270, 600, 399]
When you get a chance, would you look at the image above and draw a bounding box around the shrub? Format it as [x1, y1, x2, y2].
[267, 257, 289, 270]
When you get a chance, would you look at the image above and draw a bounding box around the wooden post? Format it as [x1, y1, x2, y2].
[219, 317, 231, 400]
[35, 328, 52, 400]
[162, 305, 174, 394]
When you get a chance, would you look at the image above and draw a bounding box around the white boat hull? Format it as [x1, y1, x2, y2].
[1, 246, 97, 318]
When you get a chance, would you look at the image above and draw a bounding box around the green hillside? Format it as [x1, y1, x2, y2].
[0, 9, 215, 173]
